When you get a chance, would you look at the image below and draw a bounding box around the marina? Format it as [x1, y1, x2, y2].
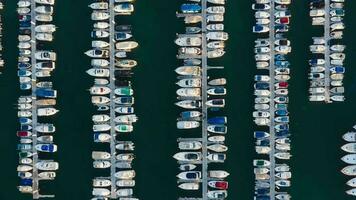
[308, 0, 346, 103]
[86, 0, 139, 199]
[16, 0, 58, 199]
[0, 0, 355, 200]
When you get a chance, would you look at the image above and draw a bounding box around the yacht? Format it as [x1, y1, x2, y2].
[175, 66, 201, 76]
[92, 59, 109, 67]
[115, 41, 139, 50]
[178, 183, 199, 190]
[38, 172, 56, 180]
[94, 133, 111, 143]
[115, 106, 134, 114]
[91, 11, 109, 20]
[35, 144, 57, 153]
[207, 41, 225, 49]
[177, 171, 201, 180]
[36, 33, 53, 41]
[114, 3, 134, 15]
[178, 141, 202, 150]
[207, 23, 224, 31]
[209, 170, 230, 178]
[116, 180, 135, 187]
[92, 114, 110, 123]
[93, 160, 111, 169]
[208, 49, 225, 58]
[35, 161, 59, 171]
[342, 154, 356, 164]
[92, 40, 109, 48]
[17, 165, 33, 172]
[207, 144, 228, 152]
[207, 190, 228, 199]
[176, 78, 201, 88]
[37, 107, 59, 116]
[176, 88, 201, 97]
[115, 124, 133, 132]
[207, 153, 226, 162]
[173, 152, 202, 162]
[94, 22, 109, 29]
[85, 49, 109, 58]
[35, 5, 54, 15]
[206, 32, 228, 41]
[35, 51, 57, 61]
[91, 30, 109, 38]
[177, 121, 200, 129]
[38, 135, 53, 143]
[93, 179, 111, 187]
[175, 36, 202, 47]
[208, 135, 225, 142]
[114, 170, 136, 179]
[276, 180, 291, 187]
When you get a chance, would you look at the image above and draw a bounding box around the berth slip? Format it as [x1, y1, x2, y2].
[341, 125, 356, 197]
[86, 0, 139, 199]
[174, 0, 229, 200]
[252, 0, 292, 200]
[16, 0, 58, 198]
[308, 0, 346, 103]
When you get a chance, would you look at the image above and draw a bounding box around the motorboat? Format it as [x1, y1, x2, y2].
[114, 3, 134, 15]
[173, 152, 202, 162]
[35, 6, 53, 15]
[91, 11, 109, 20]
[35, 161, 59, 171]
[206, 32, 228, 41]
[36, 14, 53, 22]
[207, 99, 225, 108]
[115, 124, 133, 132]
[178, 183, 199, 190]
[253, 159, 271, 167]
[255, 97, 270, 104]
[116, 141, 135, 151]
[176, 78, 201, 88]
[175, 36, 202, 47]
[207, 14, 224, 22]
[177, 171, 201, 180]
[115, 170, 136, 179]
[92, 96, 110, 105]
[208, 136, 225, 142]
[36, 124, 55, 133]
[94, 22, 109, 29]
[347, 178, 356, 187]
[207, 153, 226, 162]
[91, 30, 109, 38]
[253, 25, 269, 33]
[177, 121, 200, 129]
[35, 144, 57, 153]
[179, 164, 196, 171]
[341, 143, 356, 153]
[94, 133, 111, 143]
[275, 164, 290, 172]
[255, 103, 269, 110]
[92, 188, 110, 197]
[207, 23, 224, 31]
[178, 141, 202, 150]
[176, 88, 201, 97]
[116, 59, 137, 68]
[92, 40, 109, 48]
[175, 66, 201, 76]
[35, 51, 56, 61]
[346, 189, 356, 196]
[93, 179, 111, 187]
[254, 118, 270, 126]
[92, 151, 111, 160]
[175, 100, 201, 109]
[178, 47, 201, 56]
[85, 49, 109, 58]
[37, 135, 53, 143]
[93, 160, 111, 169]
[35, 24, 56, 33]
[254, 131, 270, 139]
[342, 154, 356, 164]
[116, 189, 133, 197]
[115, 106, 134, 114]
[92, 114, 110, 123]
[207, 190, 228, 199]
[208, 181, 228, 190]
[253, 111, 270, 118]
[207, 144, 228, 152]
[93, 124, 111, 132]
[115, 41, 139, 50]
[275, 180, 291, 187]
[17, 165, 33, 172]
[37, 107, 59, 116]
[255, 11, 270, 19]
[207, 125, 227, 134]
[209, 170, 230, 178]
[88, 2, 108, 10]
[87, 68, 110, 77]
[331, 95, 345, 102]
[116, 180, 135, 187]
[114, 114, 138, 123]
[208, 78, 226, 86]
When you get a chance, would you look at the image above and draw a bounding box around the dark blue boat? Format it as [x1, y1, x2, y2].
[20, 83, 31, 90]
[18, 63, 31, 69]
[20, 124, 32, 131]
[19, 117, 31, 125]
[254, 82, 269, 90]
[330, 66, 345, 73]
[20, 179, 33, 186]
[275, 60, 290, 67]
[36, 88, 57, 98]
[276, 130, 289, 137]
[208, 117, 227, 125]
[181, 4, 201, 13]
[275, 109, 289, 116]
[254, 131, 269, 139]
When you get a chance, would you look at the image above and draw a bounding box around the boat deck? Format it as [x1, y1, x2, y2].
[323, 0, 331, 103]
[268, 1, 276, 199]
[109, 0, 117, 198]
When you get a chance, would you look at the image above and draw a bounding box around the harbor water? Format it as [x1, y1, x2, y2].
[0, 0, 356, 199]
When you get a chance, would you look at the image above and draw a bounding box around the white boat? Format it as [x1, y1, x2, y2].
[116, 189, 133, 197]
[342, 154, 356, 164]
[92, 40, 109, 48]
[179, 164, 196, 171]
[93, 160, 111, 169]
[35, 161, 59, 170]
[346, 177, 356, 187]
[92, 151, 111, 160]
[35, 6, 54, 15]
[92, 30, 109, 38]
[254, 118, 270, 126]
[208, 0, 225, 5]
[115, 41, 139, 50]
[275, 172, 292, 179]
[93, 124, 111, 132]
[207, 153, 226, 162]
[38, 172, 56, 180]
[18, 186, 33, 193]
[175, 37, 202, 46]
[85, 49, 109, 58]
[94, 22, 110, 29]
[255, 54, 271, 61]
[116, 59, 137, 68]
[341, 143, 356, 153]
[87, 68, 110, 77]
[175, 66, 201, 76]
[35, 24, 56, 33]
[254, 168, 269, 175]
[176, 88, 201, 97]
[94, 133, 111, 143]
[207, 41, 225, 49]
[206, 32, 228, 41]
[36, 33, 53, 42]
[18, 0, 31, 7]
[93, 179, 111, 187]
[331, 44, 346, 52]
[275, 180, 291, 187]
[253, 159, 271, 167]
[35, 0, 55, 5]
[207, 14, 224, 22]
[92, 114, 110, 123]
[346, 189, 356, 196]
[255, 11, 270, 18]
[90, 86, 111, 95]
[176, 78, 201, 87]
[36, 14, 53, 22]
[207, 23, 224, 31]
[92, 188, 110, 197]
[208, 78, 226, 86]
[116, 180, 135, 187]
[175, 100, 201, 109]
[208, 49, 225, 58]
[37, 108, 59, 116]
[36, 124, 55, 133]
[114, 3, 134, 14]
[178, 141, 202, 150]
[275, 152, 292, 160]
[17, 165, 33, 172]
[256, 18, 270, 25]
[275, 45, 292, 54]
[92, 59, 110, 67]
[35, 51, 57, 61]
[178, 183, 199, 190]
[115, 170, 136, 179]
[207, 144, 228, 152]
[177, 121, 200, 129]
[173, 152, 202, 162]
[207, 6, 225, 14]
[114, 114, 138, 123]
[115, 125, 134, 133]
[88, 2, 108, 10]
[342, 165, 356, 176]
[309, 95, 325, 102]
[275, 164, 290, 172]
[331, 95, 345, 102]
[208, 136, 225, 142]
[177, 171, 201, 180]
[209, 170, 229, 178]
[207, 190, 228, 199]
[91, 11, 109, 20]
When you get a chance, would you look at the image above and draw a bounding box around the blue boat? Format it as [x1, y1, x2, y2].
[330, 66, 345, 73]
[36, 144, 56, 152]
[275, 116, 289, 123]
[208, 117, 227, 125]
[207, 125, 227, 134]
[20, 83, 31, 90]
[256, 188, 269, 195]
[17, 144, 32, 151]
[275, 109, 289, 116]
[36, 89, 57, 98]
[275, 54, 286, 61]
[276, 130, 290, 137]
[254, 82, 269, 90]
[257, 139, 270, 146]
[21, 124, 32, 131]
[180, 111, 200, 119]
[275, 124, 289, 131]
[255, 196, 270, 200]
[19, 117, 32, 125]
[18, 63, 31, 69]
[17, 70, 31, 77]
[254, 131, 270, 139]
[275, 60, 290, 68]
[181, 4, 201, 13]
[20, 179, 33, 186]
[275, 24, 289, 32]
[275, 103, 287, 109]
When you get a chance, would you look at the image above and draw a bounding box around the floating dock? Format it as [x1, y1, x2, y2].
[323, 0, 331, 103]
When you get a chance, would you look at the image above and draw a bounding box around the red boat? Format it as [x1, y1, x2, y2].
[208, 181, 229, 190]
[276, 17, 290, 25]
[17, 131, 32, 137]
[275, 82, 288, 89]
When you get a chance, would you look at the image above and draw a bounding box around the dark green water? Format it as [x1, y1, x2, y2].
[0, 0, 355, 199]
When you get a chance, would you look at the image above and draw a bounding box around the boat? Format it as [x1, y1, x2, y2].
[38, 172, 56, 180]
[176, 88, 201, 97]
[253, 25, 269, 33]
[115, 107, 134, 114]
[178, 141, 202, 150]
[175, 100, 201, 109]
[176, 78, 201, 88]
[253, 159, 270, 167]
[115, 124, 133, 132]
[341, 143, 356, 153]
[116, 141, 135, 151]
[208, 136, 225, 142]
[175, 66, 201, 76]
[173, 152, 202, 162]
[207, 23, 224, 31]
[37, 108, 59, 116]
[346, 189, 356, 196]
[94, 133, 111, 143]
[93, 160, 111, 169]
[309, 95, 325, 102]
[207, 190, 228, 199]
[35, 51, 56, 61]
[88, 2, 108, 10]
[37, 136, 53, 143]
[208, 181, 228, 190]
[113, 3, 134, 15]
[35, 161, 59, 171]
[92, 151, 111, 160]
[207, 125, 227, 134]
[35, 144, 57, 153]
[35, 24, 56, 33]
[179, 164, 196, 171]
[208, 78, 226, 86]
[115, 41, 139, 50]
[87, 68, 110, 77]
[206, 99, 225, 108]
[93, 179, 111, 187]
[116, 180, 135, 187]
[275, 152, 292, 160]
[36, 124, 55, 133]
[17, 165, 33, 172]
[116, 189, 133, 197]
[207, 153, 226, 162]
[347, 178, 356, 187]
[177, 171, 201, 180]
[114, 114, 138, 123]
[275, 180, 291, 187]
[177, 121, 200, 129]
[207, 144, 228, 152]
[116, 59, 137, 68]
[91, 30, 109, 38]
[85, 49, 109, 58]
[342, 154, 356, 164]
[178, 183, 199, 190]
[92, 114, 110, 123]
[342, 165, 356, 176]
[255, 103, 269, 110]
[276, 171, 292, 179]
[35, 6, 54, 15]
[18, 186, 33, 193]
[209, 170, 230, 178]
[331, 95, 345, 102]
[175, 36, 202, 47]
[254, 131, 270, 139]
[92, 188, 110, 197]
[207, 87, 226, 95]
[184, 15, 202, 24]
[207, 41, 225, 49]
[206, 32, 228, 41]
[115, 170, 136, 179]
